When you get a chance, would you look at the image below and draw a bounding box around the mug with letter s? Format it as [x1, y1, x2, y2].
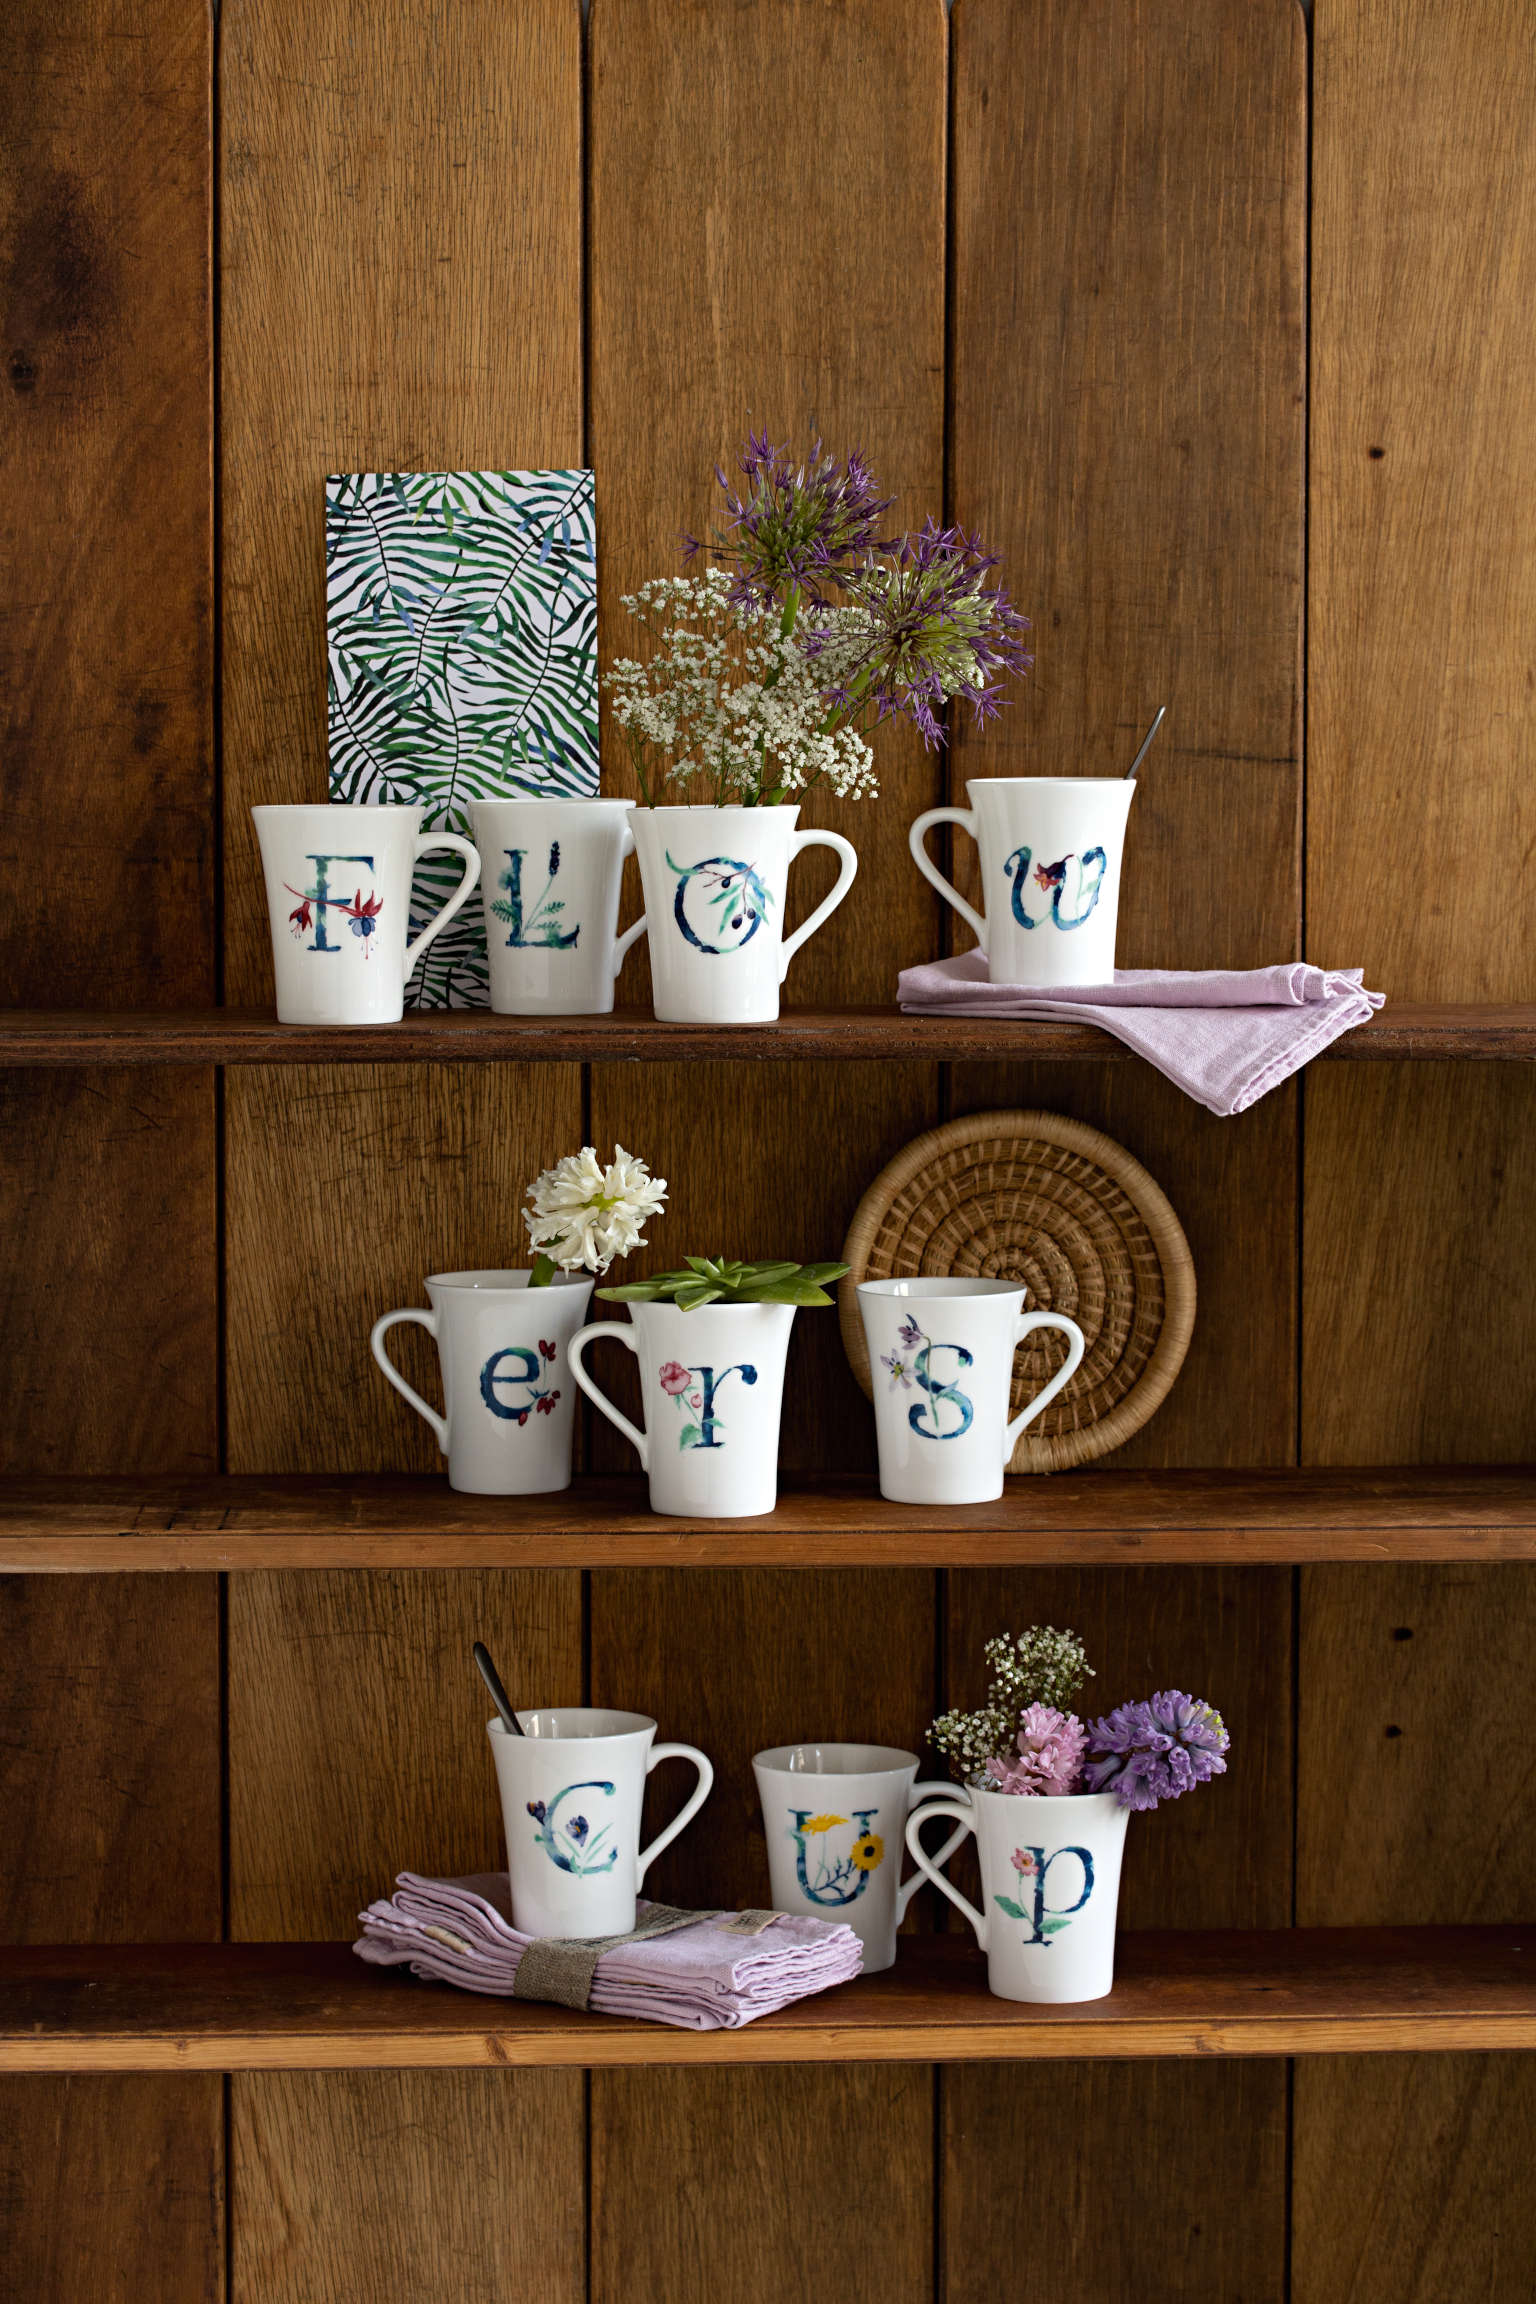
[371, 1270, 593, 1494]
[469, 796, 648, 1015]
[857, 1278, 1084, 1505]
[909, 777, 1135, 988]
[253, 801, 480, 1024]
[904, 1784, 1130, 2003]
[752, 1742, 966, 1973]
[489, 1707, 714, 1938]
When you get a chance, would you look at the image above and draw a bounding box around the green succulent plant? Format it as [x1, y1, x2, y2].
[596, 1256, 850, 1311]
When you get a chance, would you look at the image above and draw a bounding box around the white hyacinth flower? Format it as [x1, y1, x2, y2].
[523, 1144, 668, 1275]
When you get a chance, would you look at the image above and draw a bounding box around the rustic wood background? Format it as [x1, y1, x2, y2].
[2, 0, 1534, 2296]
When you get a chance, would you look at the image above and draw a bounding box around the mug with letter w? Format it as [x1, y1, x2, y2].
[857, 1279, 1085, 1505]
[469, 796, 648, 1015]
[489, 1708, 713, 1938]
[570, 1300, 795, 1517]
[628, 804, 857, 1023]
[909, 777, 1136, 988]
[253, 802, 480, 1024]
[371, 1270, 594, 1494]
[752, 1743, 966, 1973]
[903, 1785, 1130, 2003]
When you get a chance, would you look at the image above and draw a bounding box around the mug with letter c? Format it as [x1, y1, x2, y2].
[857, 1278, 1085, 1505]
[909, 776, 1135, 987]
[253, 801, 481, 1024]
[489, 1708, 714, 1939]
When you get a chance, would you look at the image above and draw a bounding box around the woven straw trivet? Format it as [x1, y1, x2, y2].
[839, 1110, 1195, 1473]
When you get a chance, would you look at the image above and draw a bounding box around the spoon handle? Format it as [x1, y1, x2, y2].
[473, 1641, 523, 1736]
[1124, 703, 1167, 780]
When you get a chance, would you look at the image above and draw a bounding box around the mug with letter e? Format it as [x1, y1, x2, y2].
[909, 777, 1135, 988]
[904, 1785, 1130, 2003]
[371, 1270, 594, 1494]
[469, 796, 648, 1016]
[488, 1708, 713, 1938]
[253, 801, 480, 1024]
[752, 1742, 966, 1973]
[857, 1278, 1084, 1505]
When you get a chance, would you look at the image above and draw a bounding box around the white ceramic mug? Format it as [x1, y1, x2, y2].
[253, 801, 481, 1023]
[627, 804, 857, 1023]
[909, 777, 1136, 987]
[904, 1786, 1130, 2003]
[488, 1708, 714, 1938]
[857, 1279, 1085, 1504]
[371, 1270, 593, 1494]
[752, 1743, 967, 1973]
[570, 1300, 796, 1517]
[468, 797, 648, 1015]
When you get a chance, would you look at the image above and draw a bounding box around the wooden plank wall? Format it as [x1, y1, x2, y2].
[0, 0, 1533, 2299]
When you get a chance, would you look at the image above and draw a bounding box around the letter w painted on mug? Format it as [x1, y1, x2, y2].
[1003, 844, 1108, 931]
[909, 1342, 974, 1440]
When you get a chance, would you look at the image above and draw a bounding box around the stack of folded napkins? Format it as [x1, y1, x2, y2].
[355, 1872, 863, 2031]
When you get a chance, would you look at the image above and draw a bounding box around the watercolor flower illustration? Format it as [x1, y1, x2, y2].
[659, 1361, 691, 1396]
[527, 1781, 619, 1876]
[850, 1831, 885, 1872]
[789, 1807, 881, 1906]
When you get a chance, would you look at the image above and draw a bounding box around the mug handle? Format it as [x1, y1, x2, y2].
[403, 833, 482, 978]
[896, 1781, 972, 1920]
[611, 825, 649, 978]
[636, 1742, 715, 1886]
[1003, 1312, 1087, 1458]
[569, 1321, 649, 1471]
[902, 1794, 988, 1950]
[370, 1308, 447, 1453]
[779, 829, 858, 983]
[908, 807, 986, 950]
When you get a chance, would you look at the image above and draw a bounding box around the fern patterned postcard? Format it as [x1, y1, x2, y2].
[326, 469, 598, 1007]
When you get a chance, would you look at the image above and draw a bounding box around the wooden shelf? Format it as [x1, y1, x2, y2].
[3, 1468, 1535, 1570]
[1, 1002, 1533, 1066]
[2, 1930, 1531, 2071]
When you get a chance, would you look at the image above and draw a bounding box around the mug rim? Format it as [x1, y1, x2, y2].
[962, 776, 1133, 793]
[426, 1268, 591, 1292]
[857, 1277, 1025, 1301]
[251, 801, 423, 819]
[753, 1742, 920, 1777]
[468, 795, 633, 815]
[626, 802, 800, 819]
[490, 1707, 657, 1742]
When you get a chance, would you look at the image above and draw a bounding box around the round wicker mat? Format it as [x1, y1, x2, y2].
[839, 1110, 1195, 1472]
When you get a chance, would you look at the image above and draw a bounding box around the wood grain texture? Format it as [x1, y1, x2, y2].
[946, 6, 1305, 2292]
[1301, 8, 1536, 2294]
[0, 0, 212, 1010]
[7, 1931, 1536, 2070]
[219, 2, 584, 2291]
[233, 2069, 583, 2304]
[586, 7, 947, 2278]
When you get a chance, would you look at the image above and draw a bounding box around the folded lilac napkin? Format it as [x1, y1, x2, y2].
[897, 952, 1385, 1116]
[354, 1872, 863, 2031]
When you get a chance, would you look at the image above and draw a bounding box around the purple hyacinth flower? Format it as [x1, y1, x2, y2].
[1084, 1691, 1230, 1812]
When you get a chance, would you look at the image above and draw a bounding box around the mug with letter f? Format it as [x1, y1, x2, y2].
[254, 802, 480, 1024]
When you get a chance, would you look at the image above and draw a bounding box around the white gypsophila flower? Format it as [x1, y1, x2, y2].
[523, 1144, 669, 1275]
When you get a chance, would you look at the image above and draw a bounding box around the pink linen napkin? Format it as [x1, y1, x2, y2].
[354, 1872, 863, 2031]
[897, 953, 1384, 1116]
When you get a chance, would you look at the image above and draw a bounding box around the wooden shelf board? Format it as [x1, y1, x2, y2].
[2, 1468, 1535, 1570]
[0, 1003, 1532, 1066]
[2, 1930, 1531, 2072]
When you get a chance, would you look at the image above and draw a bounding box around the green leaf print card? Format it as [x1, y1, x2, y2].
[326, 470, 599, 1007]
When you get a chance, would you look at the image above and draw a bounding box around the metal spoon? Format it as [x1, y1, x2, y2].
[1124, 704, 1167, 780]
[473, 1641, 524, 1736]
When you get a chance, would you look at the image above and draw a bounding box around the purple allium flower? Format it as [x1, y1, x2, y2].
[808, 518, 1032, 749]
[685, 431, 896, 608]
[1083, 1691, 1230, 1813]
[983, 1703, 1088, 1797]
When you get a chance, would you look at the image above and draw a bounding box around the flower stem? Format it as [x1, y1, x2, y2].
[529, 1252, 558, 1288]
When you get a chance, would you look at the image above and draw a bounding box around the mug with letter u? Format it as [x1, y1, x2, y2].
[253, 802, 481, 1024]
[903, 1785, 1130, 2002]
[752, 1742, 966, 1973]
[570, 1300, 794, 1517]
[857, 1278, 1085, 1505]
[488, 1708, 714, 1938]
[909, 776, 1135, 987]
[371, 1270, 593, 1494]
[468, 796, 648, 1015]
[627, 804, 857, 1023]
